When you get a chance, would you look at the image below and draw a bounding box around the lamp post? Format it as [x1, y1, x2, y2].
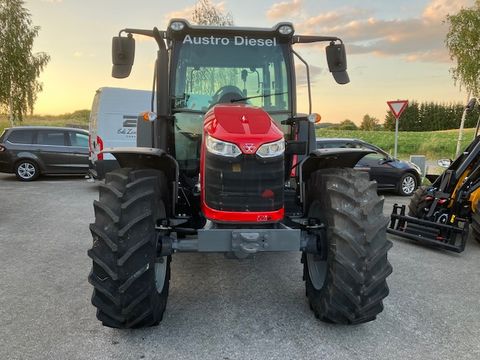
[456, 96, 478, 157]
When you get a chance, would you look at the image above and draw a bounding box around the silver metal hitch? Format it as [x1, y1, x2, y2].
[232, 231, 269, 258]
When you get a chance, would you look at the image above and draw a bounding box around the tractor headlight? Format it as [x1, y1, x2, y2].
[257, 139, 285, 158]
[205, 135, 241, 157]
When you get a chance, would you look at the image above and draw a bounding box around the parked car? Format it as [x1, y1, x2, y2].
[0, 126, 89, 181]
[316, 137, 422, 196]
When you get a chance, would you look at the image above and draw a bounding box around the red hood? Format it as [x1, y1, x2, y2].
[204, 104, 283, 153]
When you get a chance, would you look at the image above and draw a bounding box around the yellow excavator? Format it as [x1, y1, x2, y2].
[388, 99, 480, 252]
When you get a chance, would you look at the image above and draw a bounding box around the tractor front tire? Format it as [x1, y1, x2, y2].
[88, 168, 171, 328]
[303, 168, 392, 324]
[408, 186, 430, 218]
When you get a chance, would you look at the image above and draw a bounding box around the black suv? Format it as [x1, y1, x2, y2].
[316, 137, 422, 196]
[0, 126, 89, 181]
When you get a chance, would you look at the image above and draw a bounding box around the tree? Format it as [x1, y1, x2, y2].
[360, 114, 380, 131]
[445, 1, 480, 96]
[190, 0, 234, 96]
[192, 0, 233, 26]
[0, 0, 50, 126]
[383, 100, 480, 131]
[337, 119, 358, 130]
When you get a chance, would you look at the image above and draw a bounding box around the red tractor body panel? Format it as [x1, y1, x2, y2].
[200, 104, 285, 223]
[204, 104, 283, 150]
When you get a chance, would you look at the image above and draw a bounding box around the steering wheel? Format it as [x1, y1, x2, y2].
[210, 85, 245, 107]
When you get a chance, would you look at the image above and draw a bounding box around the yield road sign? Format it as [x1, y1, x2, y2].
[387, 100, 409, 120]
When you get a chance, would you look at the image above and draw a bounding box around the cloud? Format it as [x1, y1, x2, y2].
[287, 0, 473, 63]
[267, 0, 303, 20]
[295, 63, 324, 87]
[422, 0, 470, 22]
[165, 5, 196, 21]
[41, 0, 63, 3]
[299, 8, 369, 32]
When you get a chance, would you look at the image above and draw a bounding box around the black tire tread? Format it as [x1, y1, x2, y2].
[304, 168, 392, 324]
[88, 168, 170, 328]
[408, 186, 430, 218]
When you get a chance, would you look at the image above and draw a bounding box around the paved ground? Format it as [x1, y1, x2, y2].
[0, 173, 479, 360]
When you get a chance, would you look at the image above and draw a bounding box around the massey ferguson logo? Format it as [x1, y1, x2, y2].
[242, 143, 256, 154]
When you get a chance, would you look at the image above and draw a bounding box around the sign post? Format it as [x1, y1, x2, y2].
[387, 100, 409, 158]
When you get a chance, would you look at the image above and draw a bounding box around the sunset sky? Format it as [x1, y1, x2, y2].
[25, 0, 474, 124]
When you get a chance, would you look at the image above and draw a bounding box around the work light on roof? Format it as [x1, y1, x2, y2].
[278, 25, 293, 35]
[170, 21, 185, 31]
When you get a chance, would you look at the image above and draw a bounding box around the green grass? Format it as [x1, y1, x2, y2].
[317, 128, 477, 160]
[0, 119, 8, 136]
[0, 113, 475, 161]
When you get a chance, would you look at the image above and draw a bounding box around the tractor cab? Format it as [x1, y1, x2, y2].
[168, 21, 293, 178]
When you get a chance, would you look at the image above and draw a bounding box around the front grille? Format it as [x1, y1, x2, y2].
[205, 152, 284, 212]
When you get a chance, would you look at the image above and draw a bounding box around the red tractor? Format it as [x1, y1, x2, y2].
[88, 19, 392, 328]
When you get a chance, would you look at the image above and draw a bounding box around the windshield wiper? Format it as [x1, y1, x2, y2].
[230, 92, 287, 103]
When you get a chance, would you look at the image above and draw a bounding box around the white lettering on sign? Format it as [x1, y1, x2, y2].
[183, 34, 277, 47]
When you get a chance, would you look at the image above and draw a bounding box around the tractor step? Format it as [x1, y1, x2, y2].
[387, 204, 468, 253]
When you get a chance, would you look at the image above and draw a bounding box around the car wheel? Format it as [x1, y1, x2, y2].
[15, 160, 40, 181]
[398, 173, 417, 196]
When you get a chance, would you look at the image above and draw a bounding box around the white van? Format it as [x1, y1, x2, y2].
[88, 87, 152, 179]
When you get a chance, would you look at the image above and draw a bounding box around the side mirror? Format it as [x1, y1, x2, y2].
[326, 42, 349, 85]
[112, 34, 135, 79]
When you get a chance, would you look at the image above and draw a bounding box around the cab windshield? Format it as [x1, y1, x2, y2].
[171, 36, 291, 113]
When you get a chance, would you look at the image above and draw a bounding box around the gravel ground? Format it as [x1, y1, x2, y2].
[0, 173, 479, 360]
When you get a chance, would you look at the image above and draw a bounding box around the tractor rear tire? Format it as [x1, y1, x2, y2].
[88, 168, 171, 328]
[303, 168, 392, 324]
[408, 186, 430, 218]
[471, 203, 480, 244]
